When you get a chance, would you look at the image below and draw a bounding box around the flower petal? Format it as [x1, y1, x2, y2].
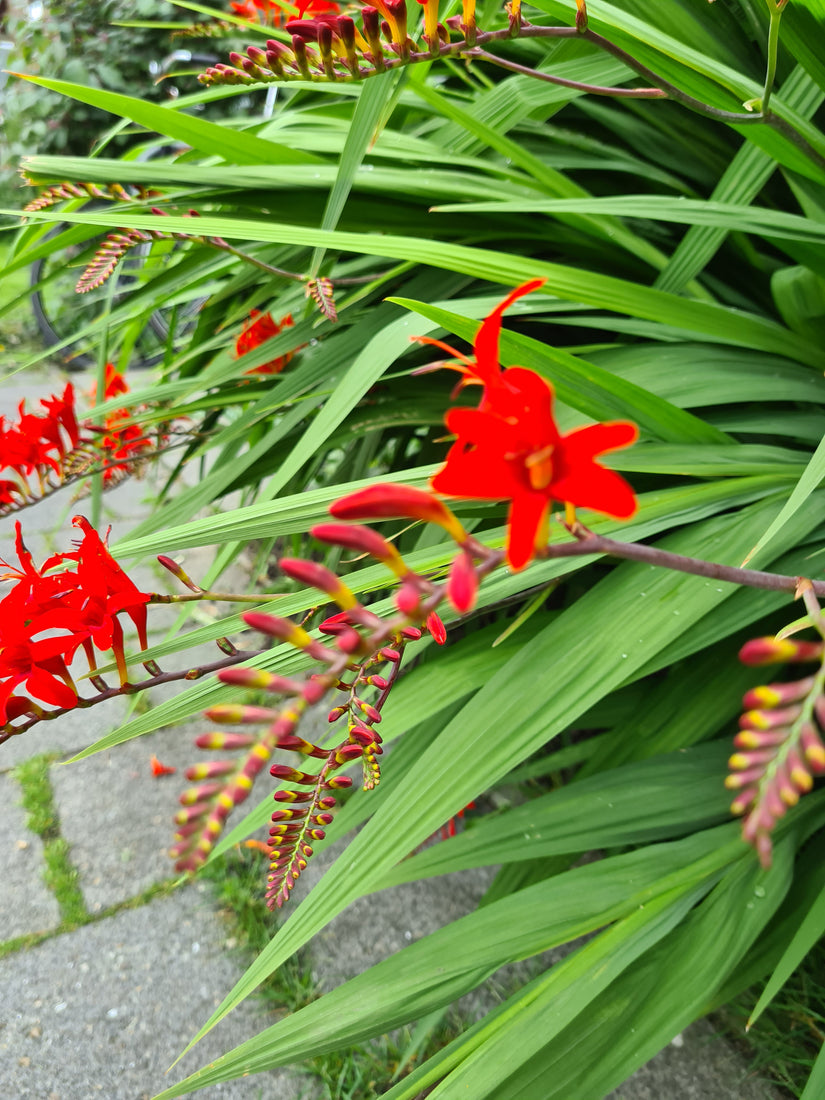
[473, 279, 546, 385]
[506, 491, 549, 572]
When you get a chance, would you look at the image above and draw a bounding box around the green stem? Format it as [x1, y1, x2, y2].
[761, 4, 783, 114]
[147, 591, 273, 604]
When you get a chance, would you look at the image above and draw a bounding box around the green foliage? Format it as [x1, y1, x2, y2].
[13, 755, 86, 925]
[1, 0, 175, 203]
[5, 0, 825, 1097]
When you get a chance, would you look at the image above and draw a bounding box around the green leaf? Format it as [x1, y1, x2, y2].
[173, 494, 822, 1057]
[12, 207, 823, 366]
[150, 826, 741, 1097]
[12, 74, 320, 165]
[741, 431, 825, 567]
[375, 743, 733, 887]
[748, 879, 825, 1028]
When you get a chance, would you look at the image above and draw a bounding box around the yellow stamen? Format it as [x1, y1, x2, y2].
[525, 445, 554, 491]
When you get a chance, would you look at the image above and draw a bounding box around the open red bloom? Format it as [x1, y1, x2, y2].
[428, 281, 638, 571]
[230, 0, 339, 23]
[88, 365, 156, 485]
[0, 519, 153, 724]
[235, 310, 296, 375]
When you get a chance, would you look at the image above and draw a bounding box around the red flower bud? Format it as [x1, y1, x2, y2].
[739, 637, 824, 666]
[270, 764, 320, 784]
[157, 555, 203, 592]
[185, 760, 237, 781]
[279, 557, 358, 610]
[426, 612, 447, 645]
[203, 704, 279, 725]
[447, 548, 478, 613]
[330, 484, 467, 543]
[311, 522, 409, 578]
[195, 732, 258, 751]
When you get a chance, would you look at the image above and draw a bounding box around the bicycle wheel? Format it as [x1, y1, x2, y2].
[29, 218, 202, 371]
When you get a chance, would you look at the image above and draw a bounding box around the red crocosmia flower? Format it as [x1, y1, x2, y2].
[235, 310, 296, 375]
[427, 281, 638, 572]
[150, 754, 177, 777]
[230, 0, 338, 23]
[90, 365, 154, 484]
[61, 517, 151, 682]
[0, 520, 153, 724]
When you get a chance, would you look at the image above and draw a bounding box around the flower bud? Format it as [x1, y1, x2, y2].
[273, 789, 315, 803]
[157, 554, 203, 592]
[279, 557, 359, 609]
[739, 637, 824, 666]
[271, 807, 308, 822]
[217, 667, 303, 694]
[330, 484, 467, 544]
[447, 547, 478, 613]
[185, 760, 237, 781]
[270, 764, 320, 784]
[327, 773, 355, 787]
[275, 733, 329, 759]
[742, 677, 815, 709]
[180, 782, 224, 805]
[336, 627, 366, 654]
[801, 722, 825, 771]
[203, 704, 279, 725]
[739, 704, 801, 730]
[426, 612, 447, 645]
[356, 700, 382, 723]
[243, 610, 333, 662]
[195, 731, 258, 750]
[311, 522, 409, 578]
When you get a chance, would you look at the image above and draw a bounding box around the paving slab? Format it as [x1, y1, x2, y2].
[53, 722, 209, 912]
[0, 772, 61, 938]
[0, 885, 308, 1100]
[608, 1019, 781, 1100]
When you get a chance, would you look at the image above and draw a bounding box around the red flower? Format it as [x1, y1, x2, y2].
[60, 517, 151, 682]
[230, 0, 339, 24]
[235, 310, 296, 375]
[90, 365, 154, 484]
[428, 282, 638, 571]
[0, 518, 153, 725]
[150, 754, 177, 777]
[0, 383, 82, 498]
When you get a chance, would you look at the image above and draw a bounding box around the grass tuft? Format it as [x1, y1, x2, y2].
[13, 753, 87, 925]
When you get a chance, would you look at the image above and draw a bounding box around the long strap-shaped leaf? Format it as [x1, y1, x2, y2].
[169, 492, 825, 1058]
[13, 207, 824, 366]
[14, 75, 321, 166]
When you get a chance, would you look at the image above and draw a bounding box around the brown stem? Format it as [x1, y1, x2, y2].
[575, 28, 764, 124]
[761, 111, 825, 176]
[541, 526, 825, 597]
[0, 648, 265, 744]
[203, 238, 392, 287]
[468, 48, 667, 98]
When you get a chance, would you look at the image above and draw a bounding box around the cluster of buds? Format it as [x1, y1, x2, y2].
[74, 206, 208, 294]
[22, 180, 158, 216]
[198, 0, 501, 88]
[171, 482, 506, 906]
[728, 630, 825, 867]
